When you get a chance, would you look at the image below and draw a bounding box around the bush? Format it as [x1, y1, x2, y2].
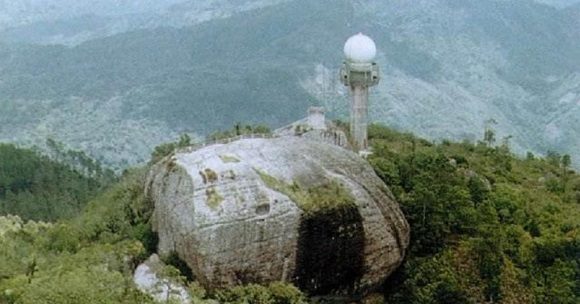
[215, 283, 306, 304]
[18, 267, 154, 304]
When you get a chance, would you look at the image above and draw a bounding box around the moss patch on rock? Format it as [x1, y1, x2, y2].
[219, 155, 241, 163]
[199, 168, 219, 184]
[222, 170, 236, 180]
[205, 187, 224, 210]
[255, 169, 355, 214]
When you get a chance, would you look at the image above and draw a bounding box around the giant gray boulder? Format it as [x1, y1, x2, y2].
[145, 137, 409, 295]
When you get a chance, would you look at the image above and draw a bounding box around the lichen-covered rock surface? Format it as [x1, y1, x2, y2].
[146, 137, 409, 295]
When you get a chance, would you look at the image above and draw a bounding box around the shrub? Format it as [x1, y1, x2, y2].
[215, 283, 306, 304]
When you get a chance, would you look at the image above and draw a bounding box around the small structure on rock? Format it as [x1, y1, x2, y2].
[306, 106, 326, 130]
[146, 137, 409, 296]
[274, 107, 349, 148]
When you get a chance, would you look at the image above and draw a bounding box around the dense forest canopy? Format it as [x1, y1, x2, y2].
[367, 125, 579, 303]
[0, 125, 578, 303]
[0, 143, 115, 222]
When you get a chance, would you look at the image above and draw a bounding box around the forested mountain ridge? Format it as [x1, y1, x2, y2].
[0, 0, 578, 170]
[0, 126, 578, 303]
[536, 0, 580, 7]
[0, 0, 576, 36]
[0, 0, 290, 45]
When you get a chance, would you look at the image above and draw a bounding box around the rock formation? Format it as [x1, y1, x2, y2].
[146, 137, 409, 295]
[133, 254, 192, 304]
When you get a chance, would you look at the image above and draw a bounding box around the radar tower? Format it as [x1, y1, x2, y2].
[340, 33, 380, 152]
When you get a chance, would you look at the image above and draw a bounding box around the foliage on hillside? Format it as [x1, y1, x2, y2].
[0, 143, 115, 222]
[367, 124, 579, 303]
[208, 124, 271, 141]
[1, 127, 579, 303]
[0, 168, 156, 303]
[0, 162, 304, 304]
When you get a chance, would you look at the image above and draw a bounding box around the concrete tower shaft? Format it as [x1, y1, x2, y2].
[350, 85, 369, 150]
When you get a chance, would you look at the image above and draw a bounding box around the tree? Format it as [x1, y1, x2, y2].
[546, 150, 561, 167]
[150, 134, 194, 164]
[561, 154, 571, 170]
[526, 152, 535, 161]
[500, 135, 513, 153]
[177, 134, 191, 147]
[483, 119, 497, 146]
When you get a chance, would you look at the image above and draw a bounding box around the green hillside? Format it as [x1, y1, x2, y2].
[0, 1, 349, 130]
[368, 125, 579, 303]
[1, 127, 578, 303]
[0, 143, 115, 222]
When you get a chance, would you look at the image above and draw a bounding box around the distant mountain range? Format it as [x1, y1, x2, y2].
[0, 0, 290, 45]
[536, 0, 580, 8]
[0, 0, 578, 169]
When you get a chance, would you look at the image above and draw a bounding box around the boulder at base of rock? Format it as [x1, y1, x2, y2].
[133, 254, 191, 304]
[146, 137, 410, 295]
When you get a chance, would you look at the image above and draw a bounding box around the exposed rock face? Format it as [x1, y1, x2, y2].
[146, 137, 409, 295]
[133, 254, 191, 304]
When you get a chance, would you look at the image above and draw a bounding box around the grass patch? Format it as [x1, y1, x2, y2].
[255, 169, 355, 214]
[205, 187, 224, 210]
[219, 154, 241, 163]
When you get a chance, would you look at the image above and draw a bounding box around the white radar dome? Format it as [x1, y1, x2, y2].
[344, 33, 377, 63]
